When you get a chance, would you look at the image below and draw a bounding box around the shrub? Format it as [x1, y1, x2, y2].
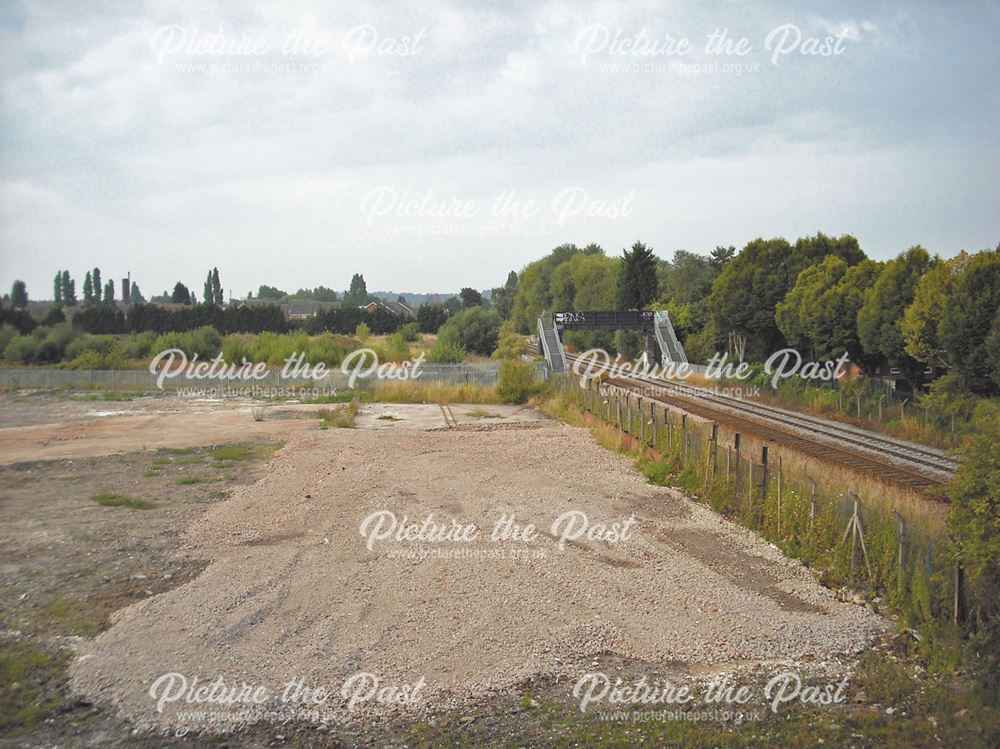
[3, 335, 38, 364]
[152, 325, 222, 360]
[355, 322, 371, 342]
[496, 359, 538, 404]
[437, 307, 502, 356]
[0, 324, 18, 356]
[949, 399, 1000, 696]
[399, 322, 421, 342]
[383, 332, 411, 363]
[492, 320, 528, 360]
[426, 339, 466, 363]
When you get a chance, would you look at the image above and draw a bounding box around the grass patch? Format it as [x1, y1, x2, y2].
[141, 470, 161, 478]
[211, 445, 253, 461]
[71, 392, 133, 402]
[376, 414, 403, 421]
[175, 475, 209, 485]
[0, 641, 68, 737]
[367, 381, 502, 404]
[464, 409, 504, 419]
[151, 457, 170, 466]
[319, 399, 360, 429]
[40, 598, 103, 637]
[90, 492, 155, 510]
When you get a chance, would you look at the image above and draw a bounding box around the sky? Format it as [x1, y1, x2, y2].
[1, 0, 997, 300]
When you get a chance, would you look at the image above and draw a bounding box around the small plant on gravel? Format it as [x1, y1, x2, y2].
[251, 406, 265, 422]
[211, 445, 252, 461]
[464, 409, 503, 419]
[175, 475, 209, 485]
[319, 398, 360, 429]
[91, 493, 155, 510]
[376, 414, 402, 421]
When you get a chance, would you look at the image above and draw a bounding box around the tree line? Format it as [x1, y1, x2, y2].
[498, 235, 1000, 394]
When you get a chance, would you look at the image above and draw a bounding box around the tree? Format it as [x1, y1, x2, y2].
[511, 243, 585, 332]
[53, 272, 63, 304]
[616, 241, 658, 309]
[212, 267, 222, 305]
[437, 307, 502, 356]
[460, 287, 483, 309]
[490, 271, 518, 319]
[345, 274, 368, 306]
[257, 285, 286, 300]
[171, 282, 192, 305]
[776, 256, 850, 355]
[61, 271, 77, 306]
[939, 249, 1000, 392]
[417, 303, 448, 333]
[130, 281, 144, 303]
[10, 280, 28, 309]
[204, 271, 214, 306]
[709, 233, 866, 361]
[104, 280, 115, 304]
[83, 272, 94, 304]
[902, 252, 971, 369]
[857, 246, 934, 383]
[709, 245, 735, 270]
[442, 296, 462, 316]
[41, 306, 65, 326]
[92, 268, 102, 304]
[812, 260, 883, 370]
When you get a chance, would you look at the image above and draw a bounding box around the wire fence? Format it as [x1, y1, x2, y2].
[0, 363, 549, 391]
[558, 375, 967, 632]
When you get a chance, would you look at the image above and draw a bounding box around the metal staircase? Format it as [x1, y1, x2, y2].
[537, 314, 568, 372]
[653, 311, 688, 365]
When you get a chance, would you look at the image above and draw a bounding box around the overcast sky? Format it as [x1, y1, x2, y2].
[1, 0, 997, 300]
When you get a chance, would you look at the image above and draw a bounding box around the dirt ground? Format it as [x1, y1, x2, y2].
[1, 392, 889, 746]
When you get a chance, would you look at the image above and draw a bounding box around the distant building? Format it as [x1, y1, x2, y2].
[359, 300, 416, 317]
[286, 300, 342, 320]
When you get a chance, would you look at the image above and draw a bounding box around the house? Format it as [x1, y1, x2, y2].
[359, 300, 417, 318]
[286, 300, 342, 320]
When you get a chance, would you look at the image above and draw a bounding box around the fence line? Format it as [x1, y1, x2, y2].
[559, 376, 966, 632]
[0, 363, 548, 391]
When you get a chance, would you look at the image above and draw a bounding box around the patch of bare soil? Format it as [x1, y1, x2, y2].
[0, 442, 279, 746]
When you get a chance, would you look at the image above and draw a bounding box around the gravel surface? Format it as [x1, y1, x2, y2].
[69, 420, 887, 733]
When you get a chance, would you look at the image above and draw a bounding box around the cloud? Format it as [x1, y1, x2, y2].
[0, 0, 997, 298]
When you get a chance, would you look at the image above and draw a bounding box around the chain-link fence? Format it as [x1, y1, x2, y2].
[559, 375, 965, 632]
[0, 363, 549, 391]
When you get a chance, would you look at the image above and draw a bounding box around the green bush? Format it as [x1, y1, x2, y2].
[948, 399, 1000, 697]
[153, 325, 222, 360]
[426, 339, 465, 363]
[355, 322, 371, 342]
[0, 324, 18, 357]
[496, 359, 538, 404]
[438, 307, 502, 356]
[383, 333, 410, 363]
[399, 322, 421, 342]
[3, 335, 38, 364]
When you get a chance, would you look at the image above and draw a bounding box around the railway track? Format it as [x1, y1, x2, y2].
[541, 346, 955, 494]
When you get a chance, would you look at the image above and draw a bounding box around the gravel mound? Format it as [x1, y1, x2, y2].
[69, 421, 887, 732]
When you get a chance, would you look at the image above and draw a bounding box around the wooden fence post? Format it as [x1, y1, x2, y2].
[682, 414, 688, 465]
[760, 446, 769, 519]
[895, 512, 905, 596]
[954, 563, 965, 628]
[809, 477, 817, 532]
[710, 423, 719, 478]
[776, 454, 783, 536]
